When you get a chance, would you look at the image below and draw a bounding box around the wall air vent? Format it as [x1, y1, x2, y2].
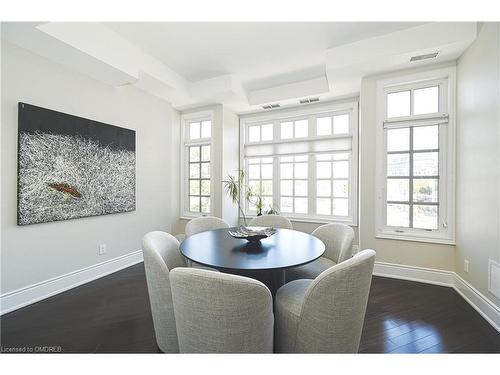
[410, 52, 439, 62]
[299, 97, 320, 104]
[262, 103, 280, 110]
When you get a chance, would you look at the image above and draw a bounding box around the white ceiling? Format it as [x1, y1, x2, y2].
[105, 22, 426, 83]
[2, 22, 478, 113]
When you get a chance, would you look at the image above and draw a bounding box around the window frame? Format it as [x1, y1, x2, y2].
[375, 67, 456, 244]
[240, 100, 359, 225]
[180, 110, 214, 218]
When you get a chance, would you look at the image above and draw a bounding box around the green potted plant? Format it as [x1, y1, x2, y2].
[223, 169, 250, 225]
[251, 195, 264, 216]
[266, 206, 279, 215]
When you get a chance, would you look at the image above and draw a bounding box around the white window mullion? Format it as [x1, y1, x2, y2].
[273, 156, 280, 211]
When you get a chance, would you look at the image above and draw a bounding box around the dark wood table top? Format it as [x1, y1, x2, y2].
[179, 227, 325, 272]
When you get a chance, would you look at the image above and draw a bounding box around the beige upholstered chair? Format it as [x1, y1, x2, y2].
[286, 223, 354, 281]
[170, 268, 274, 353]
[185, 216, 229, 237]
[142, 231, 186, 353]
[248, 214, 293, 229]
[174, 233, 186, 242]
[275, 249, 376, 353]
[184, 216, 229, 267]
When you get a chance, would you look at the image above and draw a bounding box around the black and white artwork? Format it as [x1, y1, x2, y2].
[17, 103, 136, 225]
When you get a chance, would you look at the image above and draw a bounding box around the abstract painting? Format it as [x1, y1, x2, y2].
[17, 103, 136, 225]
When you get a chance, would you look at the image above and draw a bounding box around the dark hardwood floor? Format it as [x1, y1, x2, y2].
[1, 263, 499, 353]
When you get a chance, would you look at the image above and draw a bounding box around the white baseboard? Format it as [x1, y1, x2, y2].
[374, 261, 500, 333]
[453, 273, 500, 333]
[374, 261, 455, 287]
[0, 250, 143, 316]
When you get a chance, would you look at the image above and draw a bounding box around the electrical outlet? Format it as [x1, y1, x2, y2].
[352, 245, 360, 254]
[99, 244, 107, 255]
[464, 259, 469, 273]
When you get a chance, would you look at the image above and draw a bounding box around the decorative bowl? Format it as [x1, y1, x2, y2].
[228, 226, 278, 242]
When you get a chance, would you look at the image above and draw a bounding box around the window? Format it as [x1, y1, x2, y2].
[188, 144, 211, 213]
[182, 113, 213, 217]
[316, 153, 350, 216]
[241, 102, 358, 224]
[316, 114, 350, 136]
[280, 155, 309, 214]
[376, 68, 455, 244]
[386, 126, 439, 229]
[247, 157, 273, 211]
[248, 123, 273, 142]
[281, 118, 308, 139]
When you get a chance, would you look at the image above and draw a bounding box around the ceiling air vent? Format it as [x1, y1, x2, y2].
[262, 103, 280, 110]
[299, 97, 320, 104]
[410, 52, 439, 62]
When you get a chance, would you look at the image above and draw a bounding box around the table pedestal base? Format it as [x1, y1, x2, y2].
[222, 269, 286, 296]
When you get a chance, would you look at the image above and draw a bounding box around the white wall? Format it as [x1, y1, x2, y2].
[456, 22, 500, 306]
[1, 41, 178, 294]
[221, 107, 240, 227]
[359, 63, 457, 271]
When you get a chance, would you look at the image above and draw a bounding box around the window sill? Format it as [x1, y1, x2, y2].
[242, 214, 358, 227]
[376, 232, 456, 246]
[180, 213, 212, 221]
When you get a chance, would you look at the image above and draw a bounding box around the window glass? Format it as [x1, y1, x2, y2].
[413, 205, 438, 230]
[249, 126, 260, 142]
[315, 154, 350, 216]
[201, 145, 210, 161]
[190, 122, 200, 139]
[333, 180, 349, 198]
[413, 179, 438, 203]
[279, 155, 309, 215]
[333, 198, 349, 216]
[413, 152, 438, 176]
[413, 86, 439, 115]
[188, 144, 211, 213]
[387, 91, 410, 118]
[413, 125, 438, 150]
[385, 127, 440, 229]
[316, 198, 331, 215]
[387, 128, 410, 152]
[261, 124, 273, 141]
[387, 179, 409, 202]
[317, 117, 331, 136]
[387, 154, 410, 176]
[317, 180, 331, 196]
[201, 120, 211, 138]
[387, 204, 410, 227]
[281, 122, 293, 139]
[294, 120, 308, 138]
[333, 114, 349, 134]
[246, 158, 273, 213]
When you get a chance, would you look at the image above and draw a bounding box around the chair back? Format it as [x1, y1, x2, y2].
[170, 268, 274, 353]
[248, 214, 293, 229]
[185, 216, 229, 237]
[312, 223, 354, 263]
[295, 249, 376, 353]
[142, 231, 185, 353]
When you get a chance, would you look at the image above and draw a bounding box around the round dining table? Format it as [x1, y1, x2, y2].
[179, 227, 325, 294]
